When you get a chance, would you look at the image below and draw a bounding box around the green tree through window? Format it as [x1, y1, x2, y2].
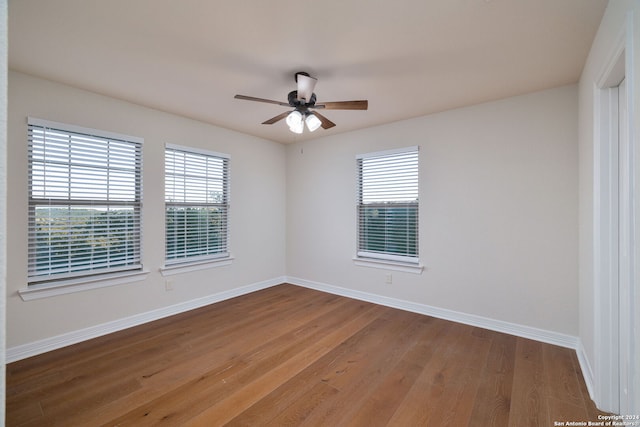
[27, 118, 143, 283]
[357, 147, 419, 263]
[165, 145, 230, 264]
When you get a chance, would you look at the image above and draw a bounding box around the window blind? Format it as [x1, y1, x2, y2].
[28, 118, 143, 283]
[357, 147, 419, 263]
[165, 145, 230, 264]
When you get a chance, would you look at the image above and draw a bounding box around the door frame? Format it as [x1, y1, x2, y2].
[593, 12, 636, 414]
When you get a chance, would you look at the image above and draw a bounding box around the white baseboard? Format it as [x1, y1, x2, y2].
[576, 340, 596, 401]
[6, 276, 285, 363]
[7, 275, 585, 369]
[287, 276, 580, 350]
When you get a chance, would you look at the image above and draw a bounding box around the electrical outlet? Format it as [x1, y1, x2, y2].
[385, 273, 393, 284]
[165, 279, 174, 291]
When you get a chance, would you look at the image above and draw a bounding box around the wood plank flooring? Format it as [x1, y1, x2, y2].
[6, 284, 605, 426]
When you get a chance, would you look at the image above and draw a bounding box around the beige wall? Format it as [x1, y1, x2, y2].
[6, 71, 287, 348]
[6, 72, 581, 356]
[286, 85, 579, 335]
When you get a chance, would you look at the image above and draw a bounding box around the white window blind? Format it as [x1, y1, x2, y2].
[27, 118, 143, 284]
[357, 147, 419, 263]
[165, 145, 230, 264]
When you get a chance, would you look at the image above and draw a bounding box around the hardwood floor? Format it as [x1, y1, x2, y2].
[7, 284, 604, 426]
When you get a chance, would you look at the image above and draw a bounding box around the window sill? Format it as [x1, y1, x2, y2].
[19, 269, 150, 301]
[160, 256, 234, 276]
[353, 257, 425, 274]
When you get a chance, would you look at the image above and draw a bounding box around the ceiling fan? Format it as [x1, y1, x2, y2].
[234, 72, 368, 134]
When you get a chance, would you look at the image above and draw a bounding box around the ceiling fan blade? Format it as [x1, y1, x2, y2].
[262, 111, 290, 125]
[314, 100, 368, 110]
[296, 74, 317, 102]
[311, 111, 336, 129]
[234, 94, 290, 107]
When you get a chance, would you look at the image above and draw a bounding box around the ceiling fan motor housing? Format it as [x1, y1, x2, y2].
[288, 90, 316, 110]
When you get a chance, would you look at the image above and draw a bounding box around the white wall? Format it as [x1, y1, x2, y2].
[6, 71, 287, 349]
[578, 0, 640, 411]
[287, 85, 579, 336]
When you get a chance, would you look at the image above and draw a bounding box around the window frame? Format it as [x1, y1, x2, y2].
[163, 144, 231, 271]
[26, 117, 144, 288]
[354, 146, 423, 273]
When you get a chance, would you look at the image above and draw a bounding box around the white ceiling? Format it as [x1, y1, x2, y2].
[8, 0, 608, 144]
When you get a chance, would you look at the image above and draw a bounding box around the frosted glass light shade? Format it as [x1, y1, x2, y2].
[305, 113, 322, 132]
[286, 111, 304, 134]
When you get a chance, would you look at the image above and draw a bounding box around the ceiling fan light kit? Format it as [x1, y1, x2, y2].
[234, 71, 368, 134]
[285, 109, 322, 134]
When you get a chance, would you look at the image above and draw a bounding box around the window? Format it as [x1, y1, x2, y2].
[28, 118, 143, 284]
[165, 145, 230, 265]
[357, 147, 419, 264]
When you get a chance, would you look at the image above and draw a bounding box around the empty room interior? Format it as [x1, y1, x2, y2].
[2, 0, 640, 425]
